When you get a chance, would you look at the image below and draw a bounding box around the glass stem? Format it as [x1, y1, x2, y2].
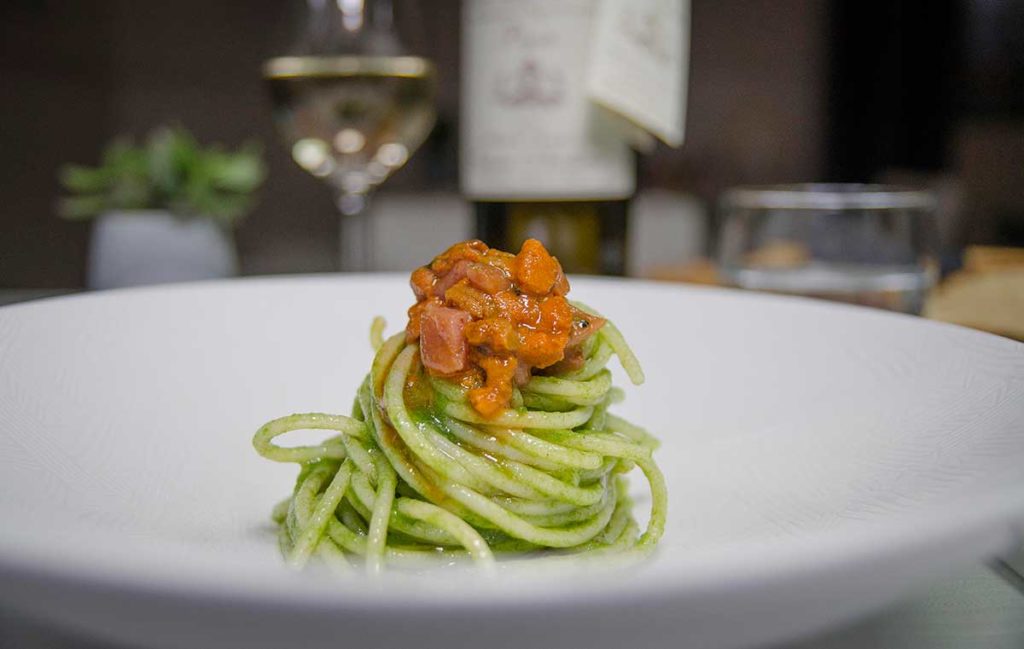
[337, 192, 373, 272]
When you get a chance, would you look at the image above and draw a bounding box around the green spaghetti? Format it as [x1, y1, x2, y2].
[253, 240, 666, 572]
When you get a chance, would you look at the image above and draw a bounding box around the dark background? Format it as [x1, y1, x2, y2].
[2, 0, 1022, 287]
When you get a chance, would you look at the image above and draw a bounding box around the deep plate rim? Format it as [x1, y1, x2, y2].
[0, 274, 1022, 613]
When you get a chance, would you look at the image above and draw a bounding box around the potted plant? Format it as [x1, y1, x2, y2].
[58, 126, 266, 289]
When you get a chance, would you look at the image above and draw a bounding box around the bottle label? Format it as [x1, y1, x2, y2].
[461, 0, 634, 200]
[588, 0, 689, 147]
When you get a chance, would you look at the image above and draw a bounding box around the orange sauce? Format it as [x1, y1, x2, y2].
[405, 239, 603, 418]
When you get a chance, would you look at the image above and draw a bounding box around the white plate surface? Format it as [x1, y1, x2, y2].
[0, 275, 1022, 649]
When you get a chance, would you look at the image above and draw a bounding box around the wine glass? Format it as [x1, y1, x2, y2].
[264, 0, 437, 270]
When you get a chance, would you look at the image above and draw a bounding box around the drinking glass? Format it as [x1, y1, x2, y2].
[264, 0, 437, 270]
[717, 184, 938, 314]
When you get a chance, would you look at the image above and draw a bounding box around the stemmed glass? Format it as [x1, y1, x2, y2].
[264, 0, 436, 270]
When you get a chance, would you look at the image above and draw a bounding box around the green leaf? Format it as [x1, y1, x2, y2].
[108, 146, 148, 181]
[58, 195, 109, 220]
[205, 150, 266, 193]
[102, 137, 136, 167]
[108, 175, 152, 210]
[59, 165, 111, 193]
[146, 128, 180, 197]
[207, 193, 253, 224]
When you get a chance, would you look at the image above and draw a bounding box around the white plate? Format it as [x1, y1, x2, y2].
[0, 276, 1022, 649]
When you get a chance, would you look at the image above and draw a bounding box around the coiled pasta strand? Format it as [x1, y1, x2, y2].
[253, 318, 666, 572]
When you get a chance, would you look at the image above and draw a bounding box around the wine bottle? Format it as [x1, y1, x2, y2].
[461, 0, 635, 275]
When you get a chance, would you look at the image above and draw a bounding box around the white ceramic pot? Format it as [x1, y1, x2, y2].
[87, 210, 238, 290]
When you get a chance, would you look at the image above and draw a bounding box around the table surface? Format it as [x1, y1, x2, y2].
[1, 288, 1021, 649]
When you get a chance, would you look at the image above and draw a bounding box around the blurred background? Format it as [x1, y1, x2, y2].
[1, 0, 1022, 309]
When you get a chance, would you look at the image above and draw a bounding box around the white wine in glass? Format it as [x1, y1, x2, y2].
[265, 55, 436, 269]
[265, 56, 435, 214]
